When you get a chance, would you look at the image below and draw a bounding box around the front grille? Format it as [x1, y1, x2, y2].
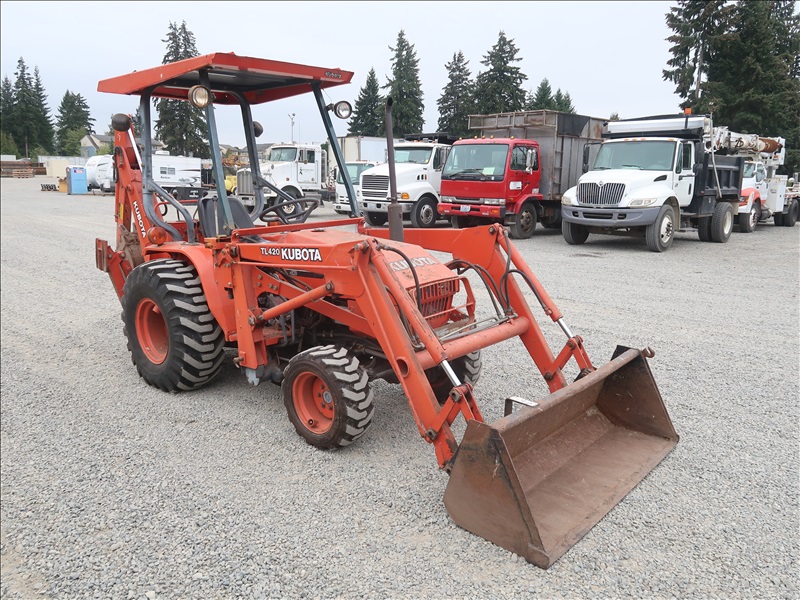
[237, 170, 254, 195]
[578, 182, 625, 206]
[361, 175, 389, 199]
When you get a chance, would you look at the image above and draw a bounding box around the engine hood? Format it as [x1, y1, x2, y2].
[363, 163, 427, 178]
[582, 169, 672, 187]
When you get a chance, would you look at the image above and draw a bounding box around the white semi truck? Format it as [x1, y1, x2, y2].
[357, 133, 456, 228]
[236, 142, 328, 218]
[561, 114, 746, 252]
[85, 152, 203, 196]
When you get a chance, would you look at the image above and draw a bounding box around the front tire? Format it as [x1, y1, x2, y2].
[562, 220, 589, 245]
[364, 211, 387, 226]
[426, 351, 483, 404]
[738, 200, 758, 233]
[711, 202, 734, 243]
[122, 259, 225, 392]
[410, 196, 438, 228]
[510, 201, 537, 239]
[282, 346, 374, 449]
[645, 204, 676, 252]
[276, 188, 305, 219]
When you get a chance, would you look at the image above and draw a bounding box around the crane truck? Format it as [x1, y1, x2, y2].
[560, 114, 745, 252]
[437, 110, 604, 238]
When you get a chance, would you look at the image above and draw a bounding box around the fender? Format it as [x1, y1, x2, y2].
[740, 187, 761, 207]
[510, 193, 545, 214]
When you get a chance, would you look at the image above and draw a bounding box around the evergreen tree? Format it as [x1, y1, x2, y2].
[382, 30, 425, 137]
[55, 91, 94, 154]
[348, 68, 384, 136]
[609, 112, 620, 121]
[437, 51, 474, 138]
[527, 78, 555, 110]
[9, 58, 40, 157]
[663, 0, 731, 109]
[32, 67, 54, 152]
[553, 89, 576, 113]
[473, 31, 528, 115]
[698, 0, 800, 174]
[1, 130, 18, 156]
[154, 21, 208, 158]
[0, 75, 14, 150]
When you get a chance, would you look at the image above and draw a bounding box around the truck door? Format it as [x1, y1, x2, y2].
[755, 163, 768, 202]
[509, 145, 535, 202]
[298, 149, 317, 185]
[428, 146, 449, 195]
[673, 141, 694, 206]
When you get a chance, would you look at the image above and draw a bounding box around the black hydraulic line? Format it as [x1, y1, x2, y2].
[375, 244, 423, 312]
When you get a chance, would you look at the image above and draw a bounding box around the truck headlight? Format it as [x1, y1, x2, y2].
[562, 191, 577, 205]
[440, 196, 456, 203]
[481, 198, 504, 205]
[629, 198, 658, 207]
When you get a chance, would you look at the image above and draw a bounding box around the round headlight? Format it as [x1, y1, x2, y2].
[188, 85, 212, 109]
[333, 101, 352, 119]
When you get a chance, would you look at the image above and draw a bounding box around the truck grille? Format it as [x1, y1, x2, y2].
[577, 182, 625, 206]
[237, 170, 254, 195]
[361, 175, 389, 200]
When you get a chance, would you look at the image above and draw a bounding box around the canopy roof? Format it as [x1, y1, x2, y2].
[97, 52, 353, 105]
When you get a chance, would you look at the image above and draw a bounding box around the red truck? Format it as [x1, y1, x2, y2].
[437, 110, 604, 238]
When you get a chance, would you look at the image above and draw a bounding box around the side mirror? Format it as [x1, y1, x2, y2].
[525, 149, 535, 171]
[253, 121, 263, 138]
[582, 144, 590, 173]
[693, 163, 702, 176]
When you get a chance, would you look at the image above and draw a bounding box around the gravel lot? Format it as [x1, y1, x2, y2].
[1, 176, 798, 599]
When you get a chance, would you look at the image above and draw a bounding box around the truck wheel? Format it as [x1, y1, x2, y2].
[697, 217, 712, 241]
[562, 220, 589, 245]
[782, 199, 798, 227]
[645, 204, 676, 252]
[364, 212, 387, 226]
[510, 202, 537, 239]
[410, 196, 438, 228]
[426, 351, 483, 404]
[276, 188, 304, 219]
[540, 212, 562, 229]
[738, 202, 758, 233]
[710, 202, 734, 243]
[283, 345, 374, 449]
[122, 259, 225, 392]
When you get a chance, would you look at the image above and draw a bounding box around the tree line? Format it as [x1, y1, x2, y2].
[348, 30, 577, 140]
[1, 4, 797, 175]
[663, 0, 800, 173]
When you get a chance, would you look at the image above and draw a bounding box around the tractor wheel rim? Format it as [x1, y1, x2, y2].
[292, 372, 334, 434]
[135, 298, 168, 364]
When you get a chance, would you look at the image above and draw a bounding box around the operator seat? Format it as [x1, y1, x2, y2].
[197, 194, 256, 238]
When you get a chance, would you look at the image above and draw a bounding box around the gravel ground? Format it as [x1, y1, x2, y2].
[1, 177, 798, 599]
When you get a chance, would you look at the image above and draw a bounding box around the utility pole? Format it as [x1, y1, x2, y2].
[288, 113, 296, 143]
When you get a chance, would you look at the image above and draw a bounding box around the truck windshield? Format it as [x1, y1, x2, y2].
[394, 146, 433, 164]
[337, 163, 373, 184]
[593, 141, 676, 171]
[268, 147, 298, 162]
[442, 144, 508, 180]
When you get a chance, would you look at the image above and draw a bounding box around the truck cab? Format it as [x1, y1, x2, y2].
[438, 138, 551, 239]
[332, 160, 381, 215]
[357, 135, 454, 228]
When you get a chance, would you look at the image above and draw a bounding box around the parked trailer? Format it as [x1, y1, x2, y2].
[438, 110, 604, 238]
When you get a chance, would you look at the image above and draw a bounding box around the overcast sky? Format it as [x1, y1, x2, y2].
[1, 0, 684, 148]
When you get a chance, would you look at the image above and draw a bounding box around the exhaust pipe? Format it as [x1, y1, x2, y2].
[384, 97, 404, 242]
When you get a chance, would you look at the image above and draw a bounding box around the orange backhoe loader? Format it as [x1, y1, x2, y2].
[94, 53, 678, 568]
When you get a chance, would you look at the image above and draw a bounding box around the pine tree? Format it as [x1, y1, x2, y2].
[553, 89, 576, 113]
[473, 31, 528, 115]
[383, 30, 425, 137]
[32, 67, 54, 153]
[154, 21, 208, 158]
[348, 68, 384, 136]
[663, 0, 731, 110]
[437, 51, 474, 138]
[55, 91, 94, 154]
[0, 75, 14, 148]
[527, 78, 555, 110]
[699, 0, 800, 174]
[9, 58, 40, 157]
[0, 130, 18, 156]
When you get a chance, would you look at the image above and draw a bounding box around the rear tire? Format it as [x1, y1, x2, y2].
[410, 196, 438, 228]
[122, 259, 225, 392]
[645, 204, 675, 252]
[276, 188, 305, 219]
[510, 201, 537, 239]
[710, 202, 734, 243]
[426, 351, 483, 404]
[697, 216, 712, 241]
[282, 346, 374, 449]
[782, 198, 798, 227]
[562, 220, 589, 245]
[364, 211, 387, 226]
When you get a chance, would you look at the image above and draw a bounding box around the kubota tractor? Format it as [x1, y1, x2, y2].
[95, 53, 678, 568]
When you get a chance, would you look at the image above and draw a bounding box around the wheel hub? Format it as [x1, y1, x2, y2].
[135, 298, 169, 364]
[660, 215, 674, 242]
[292, 372, 334, 434]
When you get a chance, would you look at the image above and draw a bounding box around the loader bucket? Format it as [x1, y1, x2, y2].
[443, 346, 678, 569]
